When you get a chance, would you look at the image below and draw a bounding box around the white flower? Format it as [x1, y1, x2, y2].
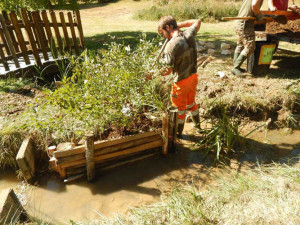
[125, 45, 131, 52]
[121, 105, 131, 116]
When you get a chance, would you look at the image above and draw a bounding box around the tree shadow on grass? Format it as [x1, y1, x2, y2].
[85, 31, 160, 52]
[78, 0, 121, 10]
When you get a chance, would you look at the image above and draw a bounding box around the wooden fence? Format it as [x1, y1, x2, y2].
[0, 9, 84, 75]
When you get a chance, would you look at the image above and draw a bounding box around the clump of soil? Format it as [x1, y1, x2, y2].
[266, 19, 300, 39]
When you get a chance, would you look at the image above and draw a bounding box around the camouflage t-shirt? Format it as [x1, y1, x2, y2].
[162, 26, 197, 82]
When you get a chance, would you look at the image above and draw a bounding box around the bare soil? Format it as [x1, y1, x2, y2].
[266, 19, 300, 38]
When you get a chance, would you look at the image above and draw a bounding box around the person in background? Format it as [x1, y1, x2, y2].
[232, 0, 264, 76]
[157, 15, 202, 137]
[268, 0, 297, 11]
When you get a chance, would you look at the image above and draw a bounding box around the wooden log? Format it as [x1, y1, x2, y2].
[16, 137, 35, 183]
[60, 139, 163, 168]
[50, 11, 63, 54]
[9, 11, 30, 65]
[41, 10, 57, 58]
[67, 12, 79, 55]
[20, 8, 42, 67]
[53, 131, 160, 158]
[74, 10, 84, 49]
[0, 14, 20, 68]
[0, 189, 27, 224]
[31, 11, 49, 61]
[59, 12, 71, 53]
[85, 133, 95, 181]
[55, 134, 161, 165]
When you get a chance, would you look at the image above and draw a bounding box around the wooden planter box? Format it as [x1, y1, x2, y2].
[50, 112, 177, 182]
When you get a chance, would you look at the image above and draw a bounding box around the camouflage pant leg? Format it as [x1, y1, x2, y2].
[235, 27, 255, 57]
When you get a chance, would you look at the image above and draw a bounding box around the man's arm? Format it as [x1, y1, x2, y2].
[252, 0, 263, 14]
[177, 19, 201, 33]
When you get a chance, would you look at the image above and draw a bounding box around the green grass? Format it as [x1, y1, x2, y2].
[134, 0, 241, 22]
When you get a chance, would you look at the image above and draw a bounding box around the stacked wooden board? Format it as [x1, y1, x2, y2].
[51, 131, 165, 182]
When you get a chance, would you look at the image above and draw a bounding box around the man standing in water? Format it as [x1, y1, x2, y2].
[232, 0, 264, 76]
[157, 15, 201, 137]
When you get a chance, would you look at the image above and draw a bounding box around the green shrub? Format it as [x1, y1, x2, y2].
[134, 0, 241, 22]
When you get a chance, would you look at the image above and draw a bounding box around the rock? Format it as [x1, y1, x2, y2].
[207, 49, 216, 55]
[221, 50, 231, 55]
[196, 46, 206, 52]
[205, 43, 215, 49]
[221, 43, 231, 50]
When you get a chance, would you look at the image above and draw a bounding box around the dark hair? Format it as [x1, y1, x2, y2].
[158, 15, 178, 32]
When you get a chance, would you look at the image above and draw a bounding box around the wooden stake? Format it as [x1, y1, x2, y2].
[85, 133, 95, 181]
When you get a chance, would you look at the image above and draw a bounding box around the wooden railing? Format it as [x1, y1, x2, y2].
[0, 9, 84, 74]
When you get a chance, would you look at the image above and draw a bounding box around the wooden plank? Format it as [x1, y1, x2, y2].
[55, 134, 161, 165]
[85, 133, 95, 181]
[9, 12, 30, 65]
[16, 137, 35, 182]
[0, 189, 27, 224]
[53, 131, 160, 158]
[20, 8, 42, 67]
[0, 39, 9, 70]
[0, 14, 20, 68]
[31, 11, 49, 61]
[41, 10, 57, 58]
[2, 11, 20, 53]
[50, 11, 63, 54]
[66, 150, 160, 177]
[0, 28, 11, 55]
[60, 139, 163, 168]
[59, 12, 71, 53]
[27, 11, 40, 49]
[67, 12, 79, 55]
[74, 10, 84, 49]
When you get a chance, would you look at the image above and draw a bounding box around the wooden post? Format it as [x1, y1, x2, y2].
[85, 133, 95, 181]
[16, 137, 35, 183]
[162, 113, 169, 156]
[168, 110, 177, 153]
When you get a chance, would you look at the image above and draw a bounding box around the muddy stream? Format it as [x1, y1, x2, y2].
[1, 123, 300, 224]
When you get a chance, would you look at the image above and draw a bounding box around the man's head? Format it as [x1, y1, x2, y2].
[158, 15, 178, 39]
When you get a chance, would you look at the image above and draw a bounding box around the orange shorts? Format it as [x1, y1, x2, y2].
[171, 73, 198, 122]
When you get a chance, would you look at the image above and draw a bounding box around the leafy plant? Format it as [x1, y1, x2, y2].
[198, 104, 241, 164]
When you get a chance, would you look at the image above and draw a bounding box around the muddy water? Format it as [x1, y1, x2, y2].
[1, 124, 299, 224]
